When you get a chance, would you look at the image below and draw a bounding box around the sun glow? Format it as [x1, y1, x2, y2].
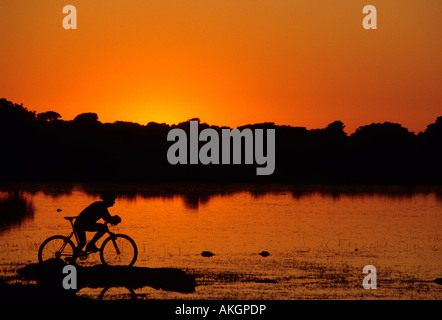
[0, 1, 440, 132]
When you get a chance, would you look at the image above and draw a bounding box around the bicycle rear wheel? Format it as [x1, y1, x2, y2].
[100, 234, 138, 267]
[38, 235, 76, 264]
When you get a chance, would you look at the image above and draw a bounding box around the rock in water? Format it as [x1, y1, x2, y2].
[258, 251, 270, 257]
[201, 251, 215, 258]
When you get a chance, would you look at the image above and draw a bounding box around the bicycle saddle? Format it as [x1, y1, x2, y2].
[64, 216, 77, 221]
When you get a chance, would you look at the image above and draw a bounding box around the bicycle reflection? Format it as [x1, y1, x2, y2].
[98, 286, 139, 300]
[17, 259, 197, 299]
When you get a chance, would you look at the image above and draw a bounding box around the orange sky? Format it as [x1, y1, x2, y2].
[1, 0, 441, 133]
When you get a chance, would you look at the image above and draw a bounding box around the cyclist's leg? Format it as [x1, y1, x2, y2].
[86, 223, 107, 250]
[76, 228, 87, 252]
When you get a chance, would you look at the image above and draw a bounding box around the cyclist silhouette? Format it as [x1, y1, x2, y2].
[74, 192, 121, 253]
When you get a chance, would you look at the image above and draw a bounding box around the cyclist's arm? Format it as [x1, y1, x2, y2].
[101, 207, 113, 223]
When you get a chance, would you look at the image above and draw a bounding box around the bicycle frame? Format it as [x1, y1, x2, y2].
[64, 218, 118, 256]
[64, 218, 80, 247]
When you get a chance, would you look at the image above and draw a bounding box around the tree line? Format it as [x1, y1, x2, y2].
[0, 98, 440, 184]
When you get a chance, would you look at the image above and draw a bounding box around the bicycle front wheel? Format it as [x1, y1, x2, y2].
[100, 234, 138, 267]
[38, 235, 76, 264]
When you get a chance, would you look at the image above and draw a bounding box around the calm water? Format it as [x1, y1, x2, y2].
[0, 183, 441, 299]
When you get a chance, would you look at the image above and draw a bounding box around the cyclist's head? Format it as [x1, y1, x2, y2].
[100, 192, 117, 207]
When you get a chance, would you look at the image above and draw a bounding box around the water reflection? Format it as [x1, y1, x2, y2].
[17, 260, 196, 298]
[0, 191, 34, 232]
[0, 183, 441, 211]
[0, 183, 441, 299]
[98, 286, 137, 300]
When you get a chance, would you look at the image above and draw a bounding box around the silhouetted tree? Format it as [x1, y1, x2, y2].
[351, 122, 414, 149]
[0, 98, 440, 184]
[37, 111, 62, 122]
[0, 98, 36, 124]
[73, 112, 99, 123]
[325, 121, 346, 137]
[422, 116, 442, 138]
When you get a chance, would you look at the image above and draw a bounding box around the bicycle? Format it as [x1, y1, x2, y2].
[38, 214, 138, 267]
